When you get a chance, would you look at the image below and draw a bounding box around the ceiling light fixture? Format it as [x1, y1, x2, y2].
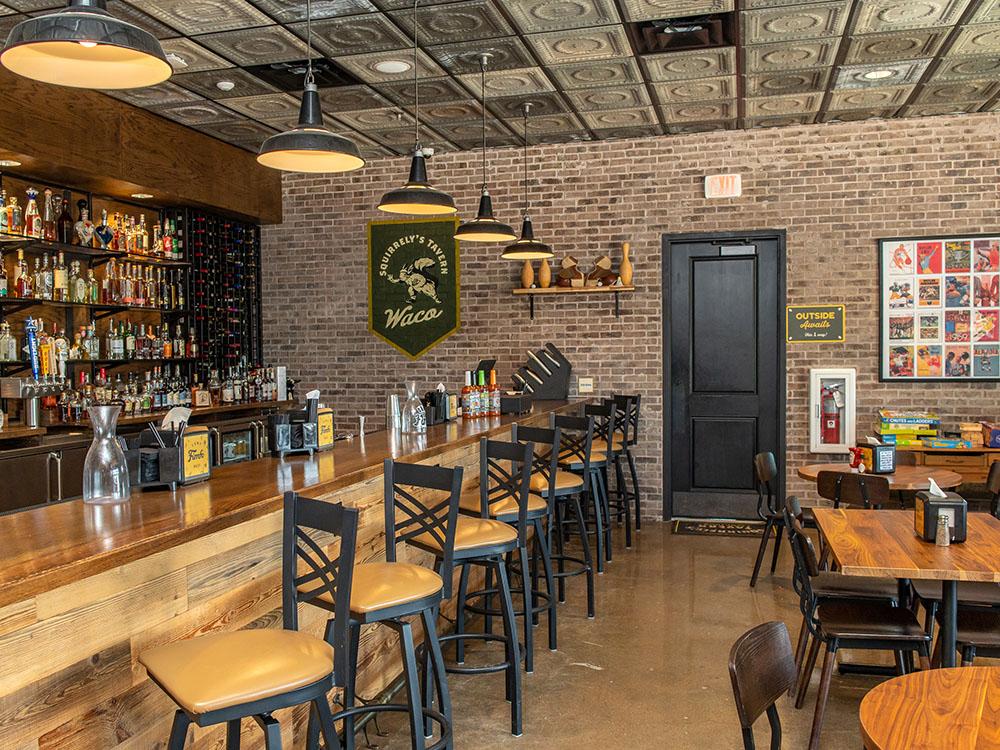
[216, 80, 236, 92]
[130, 192, 153, 199]
[257, 0, 364, 173]
[377, 0, 456, 216]
[862, 69, 895, 80]
[374, 59, 411, 74]
[0, 159, 22, 167]
[502, 103, 552, 260]
[0, 0, 172, 89]
[454, 53, 516, 243]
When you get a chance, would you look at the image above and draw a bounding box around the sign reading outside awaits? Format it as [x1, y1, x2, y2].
[786, 304, 846, 343]
[368, 218, 461, 359]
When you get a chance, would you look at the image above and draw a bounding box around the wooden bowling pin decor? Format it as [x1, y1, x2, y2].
[521, 260, 535, 289]
[620, 242, 633, 286]
[538, 257, 552, 288]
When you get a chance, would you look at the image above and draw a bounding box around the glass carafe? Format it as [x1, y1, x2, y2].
[400, 381, 426, 434]
[83, 405, 131, 504]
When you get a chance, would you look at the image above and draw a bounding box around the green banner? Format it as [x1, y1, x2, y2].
[368, 218, 461, 359]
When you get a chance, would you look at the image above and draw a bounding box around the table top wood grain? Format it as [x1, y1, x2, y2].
[860, 666, 1000, 750]
[797, 463, 963, 491]
[812, 509, 1000, 582]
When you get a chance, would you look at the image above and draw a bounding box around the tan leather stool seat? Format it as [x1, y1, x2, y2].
[559, 449, 606, 467]
[530, 470, 584, 495]
[592, 437, 624, 453]
[350, 562, 443, 614]
[413, 515, 517, 552]
[459, 489, 548, 518]
[140, 630, 334, 715]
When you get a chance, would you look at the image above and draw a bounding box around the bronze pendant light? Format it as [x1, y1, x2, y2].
[0, 0, 171, 90]
[502, 102, 553, 260]
[257, 0, 364, 173]
[454, 54, 516, 243]
[377, 0, 456, 215]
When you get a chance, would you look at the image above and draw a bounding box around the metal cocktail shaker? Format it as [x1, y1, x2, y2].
[386, 394, 401, 430]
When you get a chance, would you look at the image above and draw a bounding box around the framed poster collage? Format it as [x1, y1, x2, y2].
[880, 234, 1000, 381]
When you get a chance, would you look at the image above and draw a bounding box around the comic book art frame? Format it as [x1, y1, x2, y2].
[879, 233, 1000, 382]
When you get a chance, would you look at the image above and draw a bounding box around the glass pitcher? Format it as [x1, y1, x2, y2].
[400, 381, 427, 434]
[83, 405, 131, 504]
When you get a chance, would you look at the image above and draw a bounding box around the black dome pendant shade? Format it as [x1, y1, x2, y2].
[0, 0, 171, 89]
[501, 102, 552, 260]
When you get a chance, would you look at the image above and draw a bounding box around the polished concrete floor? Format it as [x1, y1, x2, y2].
[369, 523, 923, 750]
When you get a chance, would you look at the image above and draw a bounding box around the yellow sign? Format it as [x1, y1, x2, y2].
[182, 430, 210, 479]
[317, 410, 334, 449]
[786, 304, 846, 343]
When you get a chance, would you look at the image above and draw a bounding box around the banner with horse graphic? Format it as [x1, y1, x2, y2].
[368, 217, 461, 359]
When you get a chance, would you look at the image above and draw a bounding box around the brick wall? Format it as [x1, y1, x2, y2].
[262, 111, 1000, 519]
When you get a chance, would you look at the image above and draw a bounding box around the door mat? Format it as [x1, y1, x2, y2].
[672, 520, 766, 537]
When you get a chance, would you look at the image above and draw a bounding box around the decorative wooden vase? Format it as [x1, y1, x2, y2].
[619, 242, 633, 287]
[538, 258, 552, 288]
[521, 260, 535, 289]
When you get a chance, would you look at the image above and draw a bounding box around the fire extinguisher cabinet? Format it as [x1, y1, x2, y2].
[809, 368, 857, 454]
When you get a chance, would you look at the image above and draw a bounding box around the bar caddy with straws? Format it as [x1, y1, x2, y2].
[268, 390, 335, 458]
[123, 407, 212, 491]
[507, 343, 572, 412]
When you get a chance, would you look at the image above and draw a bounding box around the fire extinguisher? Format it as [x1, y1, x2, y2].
[821, 384, 841, 444]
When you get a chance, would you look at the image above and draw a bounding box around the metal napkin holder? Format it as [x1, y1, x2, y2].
[124, 425, 212, 490]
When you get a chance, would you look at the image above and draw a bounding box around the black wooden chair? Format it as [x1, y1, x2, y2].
[728, 621, 796, 750]
[750, 452, 782, 588]
[816, 470, 889, 510]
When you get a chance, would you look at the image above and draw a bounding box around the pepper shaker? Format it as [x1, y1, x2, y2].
[935, 513, 951, 547]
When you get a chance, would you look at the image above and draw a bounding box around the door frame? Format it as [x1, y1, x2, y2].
[662, 229, 788, 520]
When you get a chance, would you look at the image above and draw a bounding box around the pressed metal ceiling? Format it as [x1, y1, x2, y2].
[3, 0, 998, 158]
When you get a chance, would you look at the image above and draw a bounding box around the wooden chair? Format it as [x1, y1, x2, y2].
[989, 460, 1000, 518]
[728, 621, 796, 750]
[816, 470, 890, 509]
[750, 452, 781, 588]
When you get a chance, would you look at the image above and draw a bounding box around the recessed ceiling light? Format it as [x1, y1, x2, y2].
[216, 80, 236, 92]
[862, 69, 895, 80]
[374, 59, 411, 74]
[130, 193, 154, 199]
[0, 159, 21, 167]
[166, 53, 188, 69]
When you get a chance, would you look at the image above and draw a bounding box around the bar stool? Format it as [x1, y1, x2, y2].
[612, 392, 643, 530]
[457, 437, 555, 673]
[599, 395, 633, 549]
[553, 413, 608, 572]
[583, 402, 617, 562]
[393, 459, 526, 737]
[138, 493, 359, 750]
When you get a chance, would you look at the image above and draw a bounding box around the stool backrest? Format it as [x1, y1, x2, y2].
[728, 621, 796, 750]
[612, 392, 641, 445]
[476, 437, 533, 543]
[603, 395, 631, 448]
[584, 402, 615, 446]
[552, 414, 594, 475]
[512, 423, 561, 503]
[816, 470, 889, 509]
[384, 459, 463, 597]
[281, 491, 359, 684]
[754, 452, 778, 517]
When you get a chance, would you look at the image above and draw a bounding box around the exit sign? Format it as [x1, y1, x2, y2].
[704, 174, 742, 199]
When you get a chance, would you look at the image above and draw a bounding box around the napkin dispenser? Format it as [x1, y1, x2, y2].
[858, 443, 896, 474]
[914, 490, 967, 543]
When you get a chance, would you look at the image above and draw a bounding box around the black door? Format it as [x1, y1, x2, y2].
[665, 232, 785, 520]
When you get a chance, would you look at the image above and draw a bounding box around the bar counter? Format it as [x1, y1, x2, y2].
[0, 399, 582, 749]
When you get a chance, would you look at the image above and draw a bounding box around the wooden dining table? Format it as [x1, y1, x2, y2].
[812, 509, 1000, 669]
[797, 463, 963, 491]
[860, 666, 1000, 749]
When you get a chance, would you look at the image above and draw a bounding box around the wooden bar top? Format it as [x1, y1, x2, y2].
[0, 399, 583, 607]
[0, 424, 46, 441]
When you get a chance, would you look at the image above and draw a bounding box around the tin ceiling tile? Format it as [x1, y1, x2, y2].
[336, 48, 445, 83]
[290, 13, 409, 56]
[150, 99, 240, 126]
[818, 107, 899, 122]
[196, 119, 279, 142]
[173, 69, 279, 99]
[593, 124, 663, 138]
[743, 2, 851, 44]
[427, 37, 536, 74]
[834, 59, 931, 88]
[564, 84, 651, 111]
[336, 107, 415, 130]
[527, 25, 631, 65]
[852, 0, 971, 34]
[745, 67, 830, 96]
[488, 91, 569, 117]
[744, 92, 821, 115]
[127, 0, 272, 35]
[747, 113, 817, 127]
[195, 26, 307, 66]
[505, 0, 619, 33]
[452, 133, 521, 149]
[409, 100, 484, 124]
[534, 131, 593, 144]
[102, 81, 204, 107]
[256, 111, 347, 131]
[914, 79, 1000, 103]
[843, 28, 950, 64]
[216, 92, 301, 120]
[547, 57, 643, 89]
[652, 76, 737, 102]
[744, 38, 838, 72]
[620, 0, 733, 22]
[580, 106, 659, 129]
[3, 0, 59, 10]
[430, 118, 512, 142]
[949, 23, 1000, 55]
[319, 84, 396, 111]
[665, 120, 734, 134]
[827, 85, 914, 109]
[249, 0, 378, 23]
[160, 37, 234, 74]
[506, 112, 582, 133]
[375, 76, 468, 105]
[900, 102, 985, 116]
[457, 66, 555, 97]
[373, 0, 471, 8]
[659, 100, 736, 121]
[971, 0, 1000, 23]
[107, 0, 179, 38]
[933, 55, 1000, 80]
[642, 47, 736, 81]
[390, 0, 512, 44]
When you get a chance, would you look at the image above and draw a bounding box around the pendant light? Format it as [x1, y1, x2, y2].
[377, 0, 455, 215]
[502, 103, 553, 260]
[454, 54, 517, 243]
[0, 0, 171, 89]
[257, 0, 364, 173]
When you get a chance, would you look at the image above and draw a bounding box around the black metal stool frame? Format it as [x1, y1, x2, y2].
[602, 395, 634, 549]
[583, 402, 617, 564]
[553, 414, 606, 573]
[611, 392, 642, 531]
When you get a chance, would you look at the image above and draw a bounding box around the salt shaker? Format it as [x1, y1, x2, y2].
[935, 513, 951, 547]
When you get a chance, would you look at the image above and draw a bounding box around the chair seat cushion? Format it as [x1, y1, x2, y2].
[459, 489, 547, 519]
[140, 630, 333, 715]
[813, 573, 899, 602]
[592, 437, 624, 453]
[950, 607, 1000, 648]
[411, 515, 517, 553]
[530, 470, 584, 495]
[817, 601, 928, 642]
[350, 562, 443, 614]
[559, 449, 606, 468]
[911, 579, 1000, 607]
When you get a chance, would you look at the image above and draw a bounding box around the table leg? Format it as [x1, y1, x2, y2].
[897, 578, 911, 610]
[940, 579, 958, 669]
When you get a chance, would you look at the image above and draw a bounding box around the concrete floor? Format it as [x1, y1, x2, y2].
[368, 523, 926, 750]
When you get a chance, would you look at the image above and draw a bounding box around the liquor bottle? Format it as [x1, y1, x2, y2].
[57, 191, 73, 244]
[488, 370, 500, 417]
[175, 270, 185, 309]
[40, 253, 53, 300]
[23, 188, 41, 239]
[0, 251, 6, 298]
[69, 331, 82, 360]
[94, 209, 112, 250]
[53, 328, 68, 378]
[461, 371, 474, 419]
[138, 214, 148, 254]
[0, 189, 7, 234]
[152, 223, 162, 257]
[52, 252, 68, 302]
[125, 323, 136, 360]
[173, 324, 184, 359]
[221, 370, 234, 404]
[42, 189, 56, 242]
[31, 257, 42, 300]
[186, 330, 198, 358]
[73, 200, 94, 247]
[14, 250, 30, 298]
[68, 260, 79, 302]
[86, 267, 98, 303]
[162, 217, 173, 258]
[162, 323, 172, 359]
[7, 195, 22, 235]
[0, 322, 13, 361]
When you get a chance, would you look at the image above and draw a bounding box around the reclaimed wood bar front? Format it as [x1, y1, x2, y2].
[0, 400, 583, 749]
